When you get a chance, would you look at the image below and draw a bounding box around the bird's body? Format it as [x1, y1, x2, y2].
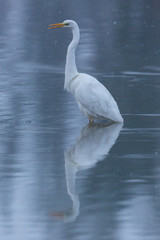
[49, 20, 123, 123]
[66, 73, 123, 122]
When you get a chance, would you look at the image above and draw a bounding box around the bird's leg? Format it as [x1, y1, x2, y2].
[89, 116, 94, 125]
[89, 116, 92, 125]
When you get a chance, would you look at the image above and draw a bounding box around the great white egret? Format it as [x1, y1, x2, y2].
[48, 20, 123, 123]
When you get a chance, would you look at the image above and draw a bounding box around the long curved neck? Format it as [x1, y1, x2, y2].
[64, 25, 80, 91]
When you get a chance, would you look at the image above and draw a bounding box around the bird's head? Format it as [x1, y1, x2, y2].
[48, 20, 77, 29]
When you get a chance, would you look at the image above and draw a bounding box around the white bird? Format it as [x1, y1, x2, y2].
[48, 20, 123, 124]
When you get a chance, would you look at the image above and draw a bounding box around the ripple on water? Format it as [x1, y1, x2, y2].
[122, 71, 160, 76]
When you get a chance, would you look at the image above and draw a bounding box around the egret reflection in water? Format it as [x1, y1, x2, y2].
[52, 123, 123, 222]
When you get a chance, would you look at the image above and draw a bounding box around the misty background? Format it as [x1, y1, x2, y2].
[0, 1, 160, 240]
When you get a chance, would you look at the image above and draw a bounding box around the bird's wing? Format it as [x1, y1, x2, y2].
[74, 74, 119, 118]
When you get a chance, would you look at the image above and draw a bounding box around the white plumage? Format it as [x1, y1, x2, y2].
[49, 20, 123, 123]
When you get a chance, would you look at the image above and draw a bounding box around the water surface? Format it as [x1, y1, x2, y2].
[0, 1, 160, 240]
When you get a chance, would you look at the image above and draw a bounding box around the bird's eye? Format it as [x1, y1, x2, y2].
[65, 23, 69, 26]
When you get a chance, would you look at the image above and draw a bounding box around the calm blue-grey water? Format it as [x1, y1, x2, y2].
[0, 1, 160, 240]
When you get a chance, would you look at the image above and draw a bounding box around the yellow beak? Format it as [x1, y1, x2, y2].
[48, 23, 65, 29]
